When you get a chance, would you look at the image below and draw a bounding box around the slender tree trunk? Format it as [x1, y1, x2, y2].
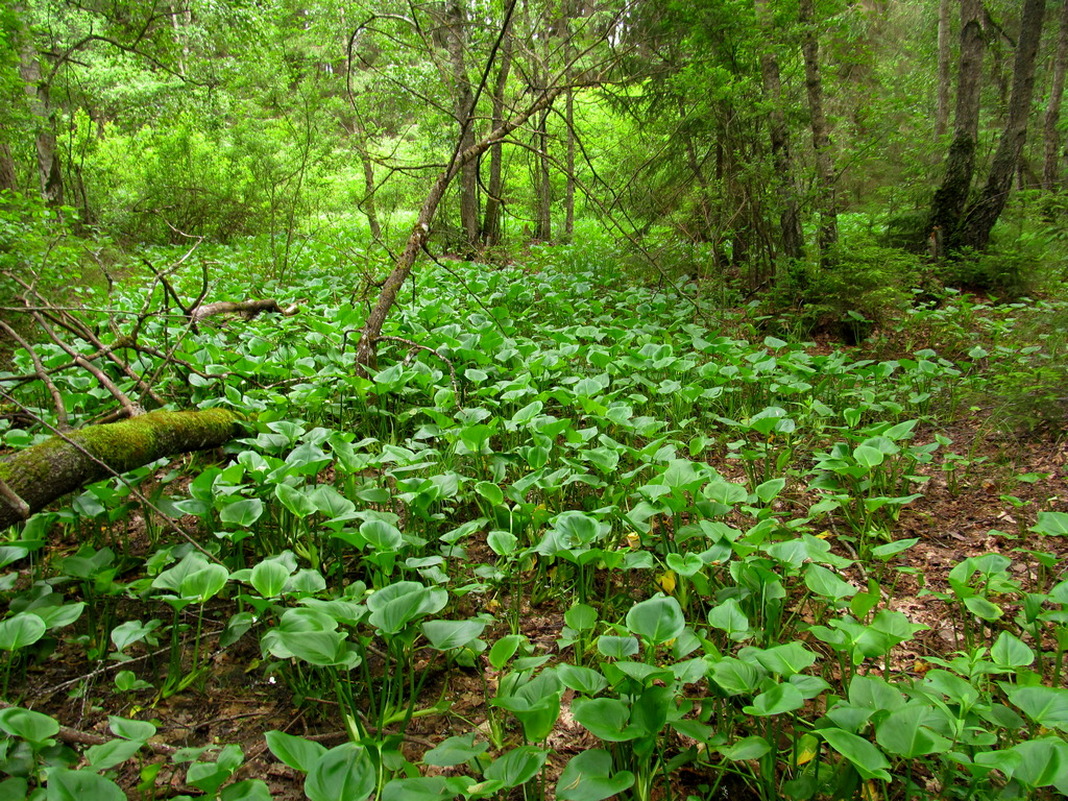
[1044, 0, 1068, 191]
[0, 139, 17, 193]
[445, 0, 480, 248]
[348, 118, 381, 240]
[799, 0, 837, 261]
[929, 0, 984, 255]
[958, 0, 1045, 250]
[755, 0, 803, 262]
[17, 31, 63, 207]
[355, 86, 565, 369]
[564, 85, 575, 241]
[935, 0, 952, 138]
[534, 104, 552, 242]
[482, 30, 513, 248]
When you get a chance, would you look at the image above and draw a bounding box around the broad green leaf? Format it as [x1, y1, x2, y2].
[991, 631, 1034, 669]
[274, 483, 317, 517]
[819, 728, 891, 781]
[219, 498, 263, 527]
[571, 698, 635, 741]
[108, 717, 156, 741]
[0, 706, 59, 744]
[484, 746, 548, 788]
[853, 445, 884, 470]
[557, 749, 635, 801]
[221, 779, 273, 801]
[875, 703, 952, 757]
[625, 595, 684, 645]
[422, 734, 488, 767]
[250, 560, 291, 598]
[304, 743, 375, 801]
[1034, 511, 1068, 536]
[597, 635, 639, 659]
[44, 768, 125, 801]
[422, 619, 486, 651]
[381, 776, 455, 801]
[744, 682, 804, 716]
[266, 731, 327, 773]
[85, 738, 145, 771]
[1006, 686, 1068, 731]
[720, 736, 772, 761]
[0, 613, 46, 651]
[804, 564, 856, 600]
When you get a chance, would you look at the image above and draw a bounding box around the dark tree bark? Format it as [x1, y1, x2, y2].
[17, 26, 64, 207]
[482, 27, 514, 248]
[799, 0, 837, 261]
[958, 0, 1045, 250]
[0, 140, 17, 194]
[534, 103, 553, 242]
[755, 0, 803, 262]
[935, 0, 952, 139]
[1044, 0, 1068, 191]
[445, 0, 480, 248]
[929, 0, 984, 256]
[0, 409, 243, 529]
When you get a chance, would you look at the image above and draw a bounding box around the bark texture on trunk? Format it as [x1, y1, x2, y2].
[936, 0, 952, 138]
[18, 32, 63, 207]
[0, 409, 243, 529]
[0, 140, 17, 194]
[799, 0, 837, 260]
[534, 104, 553, 242]
[930, 0, 984, 255]
[1044, 0, 1068, 191]
[756, 0, 803, 262]
[446, 0, 480, 248]
[482, 30, 514, 248]
[958, 0, 1045, 250]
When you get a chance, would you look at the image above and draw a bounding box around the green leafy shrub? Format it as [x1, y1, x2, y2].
[770, 236, 923, 343]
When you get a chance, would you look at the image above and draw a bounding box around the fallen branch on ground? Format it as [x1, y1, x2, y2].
[0, 408, 244, 529]
[190, 299, 301, 323]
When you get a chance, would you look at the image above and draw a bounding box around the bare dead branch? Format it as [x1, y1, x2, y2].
[190, 299, 301, 323]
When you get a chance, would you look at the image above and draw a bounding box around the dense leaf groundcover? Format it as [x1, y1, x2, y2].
[1, 250, 1068, 801]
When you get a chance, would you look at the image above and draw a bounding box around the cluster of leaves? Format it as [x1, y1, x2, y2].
[1, 245, 1068, 801]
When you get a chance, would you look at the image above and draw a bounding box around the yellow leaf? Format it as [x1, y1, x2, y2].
[795, 734, 819, 766]
[861, 780, 881, 801]
[657, 571, 677, 594]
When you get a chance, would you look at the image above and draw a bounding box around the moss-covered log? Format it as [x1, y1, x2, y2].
[0, 409, 243, 529]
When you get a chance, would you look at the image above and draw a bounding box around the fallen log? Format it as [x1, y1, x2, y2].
[0, 409, 244, 529]
[190, 299, 300, 323]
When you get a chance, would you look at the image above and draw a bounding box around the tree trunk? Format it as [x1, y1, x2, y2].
[755, 0, 804, 263]
[0, 409, 242, 529]
[534, 104, 552, 242]
[935, 0, 952, 138]
[482, 29, 514, 248]
[958, 0, 1045, 250]
[0, 139, 17, 193]
[564, 85, 575, 242]
[355, 85, 565, 370]
[799, 0, 837, 261]
[929, 0, 984, 255]
[1044, 0, 1068, 191]
[445, 0, 480, 248]
[17, 26, 63, 207]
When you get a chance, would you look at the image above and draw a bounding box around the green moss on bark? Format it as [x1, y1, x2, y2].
[0, 409, 243, 529]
